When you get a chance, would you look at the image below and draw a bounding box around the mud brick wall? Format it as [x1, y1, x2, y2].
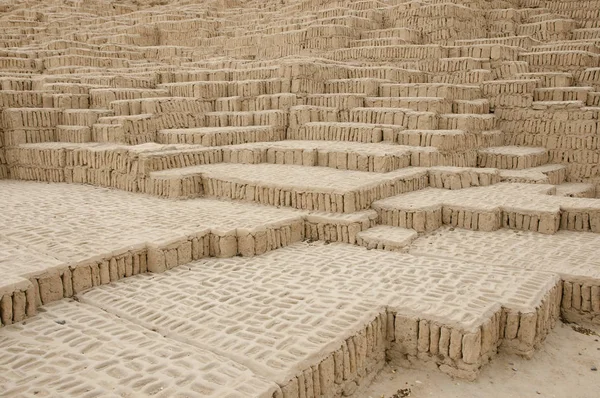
[481, 79, 538, 110]
[0, 147, 6, 179]
[304, 212, 377, 244]
[387, 3, 486, 44]
[93, 114, 157, 145]
[0, 223, 306, 327]
[519, 51, 600, 75]
[89, 88, 169, 108]
[275, 313, 388, 398]
[561, 279, 600, 325]
[389, 282, 561, 380]
[497, 106, 600, 190]
[0, 247, 147, 328]
[2, 108, 61, 146]
[109, 97, 213, 134]
[1, 108, 62, 179]
[6, 143, 224, 192]
[0, 284, 37, 327]
[0, 113, 6, 179]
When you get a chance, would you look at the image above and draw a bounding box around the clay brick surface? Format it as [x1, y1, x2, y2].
[1, 0, 600, 395]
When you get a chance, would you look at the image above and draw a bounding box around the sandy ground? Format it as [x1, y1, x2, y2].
[361, 322, 600, 398]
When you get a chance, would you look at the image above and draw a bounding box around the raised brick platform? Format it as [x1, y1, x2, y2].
[1, 0, 599, 396]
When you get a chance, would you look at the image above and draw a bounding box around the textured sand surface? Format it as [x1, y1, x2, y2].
[0, 300, 279, 397]
[410, 226, 600, 280]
